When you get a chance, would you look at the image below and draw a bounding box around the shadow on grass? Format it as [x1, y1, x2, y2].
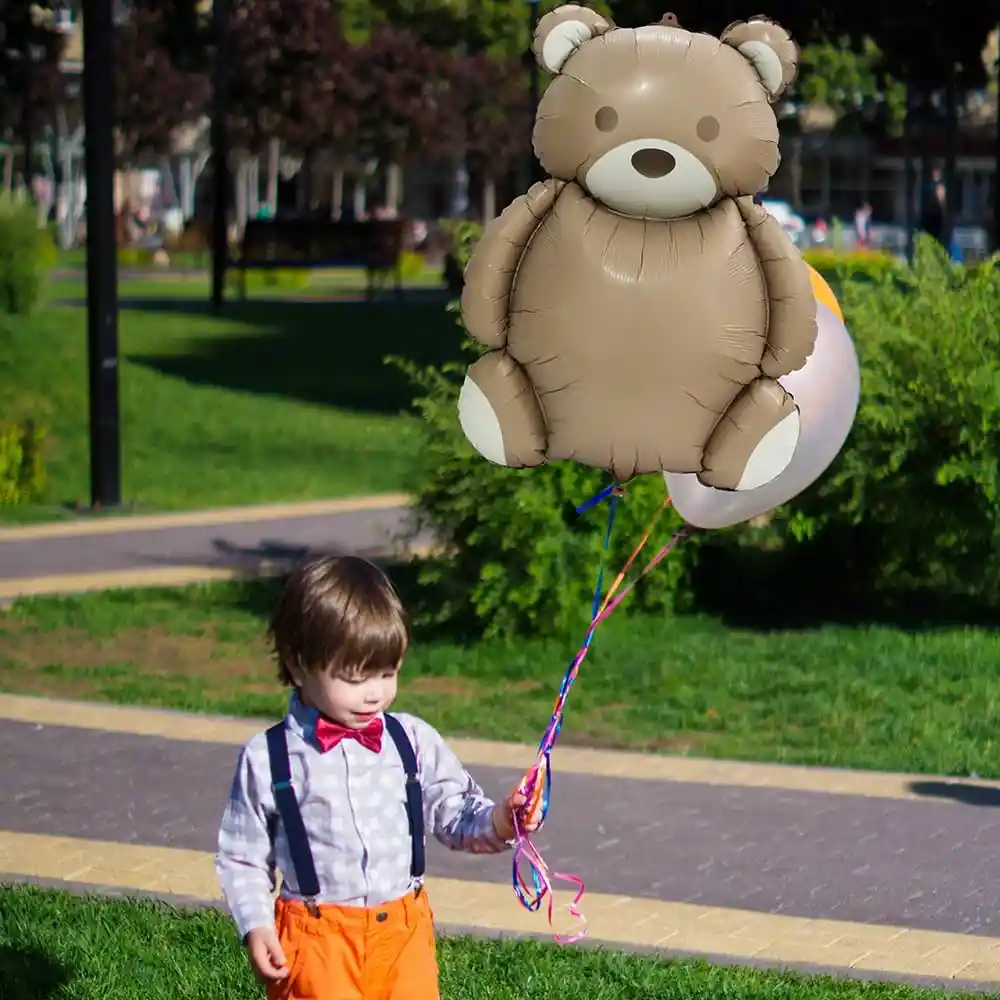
[0, 944, 72, 1000]
[118, 296, 463, 417]
[689, 534, 1000, 633]
[908, 781, 1000, 808]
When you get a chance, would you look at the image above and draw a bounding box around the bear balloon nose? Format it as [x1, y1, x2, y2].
[631, 148, 676, 178]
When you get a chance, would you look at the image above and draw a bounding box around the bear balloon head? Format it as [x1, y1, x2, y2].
[533, 8, 799, 221]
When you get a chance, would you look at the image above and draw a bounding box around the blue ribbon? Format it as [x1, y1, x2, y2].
[513, 482, 620, 911]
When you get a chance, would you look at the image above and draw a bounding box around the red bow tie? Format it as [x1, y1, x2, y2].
[314, 716, 383, 754]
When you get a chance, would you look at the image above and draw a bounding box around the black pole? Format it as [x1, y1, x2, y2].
[528, 0, 544, 184]
[942, 62, 958, 257]
[210, 0, 231, 309]
[903, 84, 916, 263]
[82, 0, 121, 509]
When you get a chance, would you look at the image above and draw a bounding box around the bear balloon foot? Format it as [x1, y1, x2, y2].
[699, 377, 800, 491]
[458, 352, 548, 469]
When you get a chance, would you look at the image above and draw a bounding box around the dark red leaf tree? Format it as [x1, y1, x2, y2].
[451, 49, 531, 217]
[0, 0, 67, 134]
[353, 24, 463, 170]
[227, 0, 359, 153]
[114, 6, 211, 161]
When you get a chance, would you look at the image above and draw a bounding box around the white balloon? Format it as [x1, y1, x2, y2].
[664, 302, 860, 529]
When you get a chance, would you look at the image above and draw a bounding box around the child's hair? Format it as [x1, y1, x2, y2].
[268, 555, 410, 684]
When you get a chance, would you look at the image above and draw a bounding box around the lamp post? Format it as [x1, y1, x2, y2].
[82, 0, 122, 509]
[527, 0, 544, 184]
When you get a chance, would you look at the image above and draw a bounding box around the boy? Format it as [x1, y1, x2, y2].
[216, 555, 522, 999]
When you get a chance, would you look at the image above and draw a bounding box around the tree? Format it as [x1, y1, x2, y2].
[343, 0, 612, 59]
[353, 24, 462, 211]
[114, 6, 211, 161]
[796, 37, 906, 135]
[227, 0, 359, 153]
[452, 49, 530, 218]
[0, 0, 67, 149]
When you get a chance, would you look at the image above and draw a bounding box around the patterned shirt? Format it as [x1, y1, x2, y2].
[216, 693, 508, 939]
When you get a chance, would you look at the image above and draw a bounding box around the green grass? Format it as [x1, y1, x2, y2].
[3, 578, 1000, 776]
[1, 284, 460, 521]
[0, 883, 974, 1000]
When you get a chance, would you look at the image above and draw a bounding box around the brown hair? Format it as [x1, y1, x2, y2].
[268, 556, 410, 684]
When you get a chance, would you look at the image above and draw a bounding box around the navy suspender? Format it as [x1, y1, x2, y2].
[383, 713, 426, 881]
[265, 713, 425, 906]
[266, 723, 321, 899]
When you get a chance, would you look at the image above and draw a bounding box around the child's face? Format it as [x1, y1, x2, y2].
[295, 663, 400, 728]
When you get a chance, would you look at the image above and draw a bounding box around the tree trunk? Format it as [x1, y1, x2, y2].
[235, 158, 249, 236]
[247, 156, 260, 219]
[331, 164, 344, 220]
[944, 63, 959, 254]
[352, 176, 367, 219]
[903, 85, 916, 261]
[385, 162, 403, 215]
[266, 138, 280, 214]
[482, 176, 497, 221]
[789, 136, 803, 212]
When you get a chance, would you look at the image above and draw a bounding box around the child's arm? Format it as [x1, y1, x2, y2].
[214, 745, 280, 941]
[412, 717, 517, 854]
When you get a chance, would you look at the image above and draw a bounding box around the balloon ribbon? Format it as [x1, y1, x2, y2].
[511, 485, 690, 943]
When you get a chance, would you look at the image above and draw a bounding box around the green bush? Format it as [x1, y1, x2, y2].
[118, 246, 155, 269]
[225, 268, 312, 293]
[0, 420, 46, 506]
[398, 249, 426, 280]
[771, 236, 1000, 607]
[802, 247, 899, 285]
[390, 344, 696, 639]
[0, 195, 56, 315]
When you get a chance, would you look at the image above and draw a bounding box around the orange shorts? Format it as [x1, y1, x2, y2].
[266, 890, 439, 1000]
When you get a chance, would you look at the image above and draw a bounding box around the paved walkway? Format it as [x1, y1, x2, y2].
[0, 494, 429, 599]
[3, 694, 1000, 990]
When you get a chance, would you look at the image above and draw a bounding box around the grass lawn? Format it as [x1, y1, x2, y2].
[1, 280, 459, 522]
[2, 578, 999, 777]
[0, 884, 969, 1000]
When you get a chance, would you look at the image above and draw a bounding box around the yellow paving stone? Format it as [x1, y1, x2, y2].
[5, 831, 1000, 984]
[669, 932, 778, 957]
[952, 962, 1000, 982]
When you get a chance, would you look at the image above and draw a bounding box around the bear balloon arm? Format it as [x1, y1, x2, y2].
[737, 197, 819, 379]
[460, 179, 566, 349]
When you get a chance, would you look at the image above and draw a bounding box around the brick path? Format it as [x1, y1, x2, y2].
[3, 699, 1000, 989]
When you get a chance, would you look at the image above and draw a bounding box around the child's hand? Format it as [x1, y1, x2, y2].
[492, 788, 527, 842]
[245, 925, 289, 983]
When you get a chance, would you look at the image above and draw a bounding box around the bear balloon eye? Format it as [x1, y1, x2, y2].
[696, 115, 720, 142]
[594, 106, 618, 132]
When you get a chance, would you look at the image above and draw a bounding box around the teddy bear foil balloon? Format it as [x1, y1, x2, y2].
[457, 6, 860, 529]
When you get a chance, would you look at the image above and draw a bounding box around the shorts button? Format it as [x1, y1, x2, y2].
[376, 911, 388, 922]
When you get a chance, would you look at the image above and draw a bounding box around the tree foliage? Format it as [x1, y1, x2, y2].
[451, 49, 530, 177]
[353, 23, 461, 164]
[114, 6, 211, 159]
[0, 0, 66, 131]
[227, 0, 360, 151]
[795, 37, 906, 135]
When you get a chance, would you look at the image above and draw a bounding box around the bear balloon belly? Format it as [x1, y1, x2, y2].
[507, 192, 768, 477]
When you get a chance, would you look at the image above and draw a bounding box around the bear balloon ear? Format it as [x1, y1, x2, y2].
[533, 4, 613, 75]
[721, 16, 799, 101]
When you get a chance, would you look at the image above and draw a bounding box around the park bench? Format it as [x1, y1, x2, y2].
[232, 216, 407, 301]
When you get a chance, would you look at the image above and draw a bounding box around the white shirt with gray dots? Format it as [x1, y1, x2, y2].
[215, 692, 509, 939]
